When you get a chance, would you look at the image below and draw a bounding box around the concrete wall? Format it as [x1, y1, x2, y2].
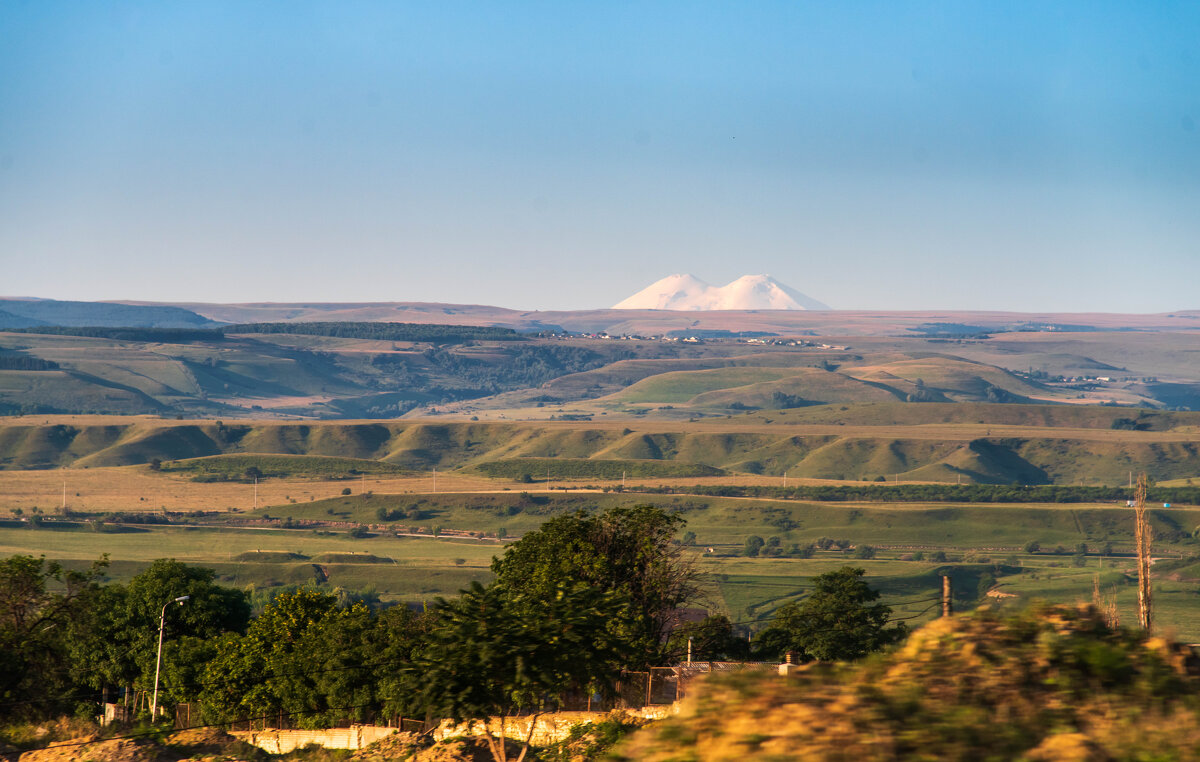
[229, 707, 674, 753]
[230, 725, 399, 754]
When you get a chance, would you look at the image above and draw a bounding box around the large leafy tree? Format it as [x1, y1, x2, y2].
[0, 555, 107, 719]
[755, 566, 907, 662]
[409, 581, 630, 762]
[490, 504, 700, 667]
[198, 587, 342, 725]
[67, 559, 251, 703]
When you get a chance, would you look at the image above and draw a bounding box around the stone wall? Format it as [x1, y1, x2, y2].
[230, 707, 674, 753]
[230, 725, 399, 754]
[433, 707, 674, 747]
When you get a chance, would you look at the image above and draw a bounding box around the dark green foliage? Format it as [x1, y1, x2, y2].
[408, 581, 629, 725]
[754, 566, 906, 662]
[67, 559, 251, 698]
[194, 588, 428, 727]
[666, 615, 750, 662]
[476, 458, 725, 480]
[0, 555, 107, 720]
[0, 352, 59, 370]
[421, 344, 615, 393]
[637, 483, 1200, 505]
[226, 321, 522, 343]
[491, 505, 701, 668]
[769, 391, 810, 409]
[743, 535, 764, 557]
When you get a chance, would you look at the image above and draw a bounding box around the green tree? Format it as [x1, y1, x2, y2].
[754, 567, 906, 662]
[0, 555, 107, 720]
[408, 581, 629, 762]
[198, 587, 342, 725]
[744, 535, 765, 557]
[68, 559, 250, 704]
[490, 505, 700, 668]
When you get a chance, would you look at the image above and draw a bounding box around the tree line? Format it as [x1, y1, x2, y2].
[225, 322, 524, 343]
[633, 483, 1200, 505]
[0, 505, 903, 759]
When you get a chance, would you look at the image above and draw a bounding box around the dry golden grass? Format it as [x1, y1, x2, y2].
[0, 467, 506, 513]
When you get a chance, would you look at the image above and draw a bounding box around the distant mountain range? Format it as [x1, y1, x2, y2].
[612, 274, 830, 311]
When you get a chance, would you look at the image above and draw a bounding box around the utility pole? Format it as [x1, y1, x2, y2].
[942, 575, 953, 617]
[622, 471, 626, 489]
[253, 477, 258, 510]
[432, 468, 437, 493]
[783, 470, 787, 488]
[62, 481, 66, 513]
[151, 595, 189, 720]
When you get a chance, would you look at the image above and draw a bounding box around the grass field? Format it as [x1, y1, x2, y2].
[4, 475, 1199, 635]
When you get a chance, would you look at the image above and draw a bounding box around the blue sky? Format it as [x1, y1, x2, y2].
[1, 1, 1197, 311]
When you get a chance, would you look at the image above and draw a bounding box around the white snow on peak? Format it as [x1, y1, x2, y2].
[612, 274, 713, 310]
[612, 274, 829, 311]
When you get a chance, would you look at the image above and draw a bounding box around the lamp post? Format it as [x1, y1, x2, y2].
[151, 595, 189, 721]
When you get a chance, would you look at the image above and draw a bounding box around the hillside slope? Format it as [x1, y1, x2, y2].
[2, 411, 1199, 484]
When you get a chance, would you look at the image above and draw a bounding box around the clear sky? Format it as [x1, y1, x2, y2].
[2, 1, 1198, 312]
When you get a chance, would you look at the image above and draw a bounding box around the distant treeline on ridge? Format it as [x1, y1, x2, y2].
[6, 322, 525, 343]
[224, 321, 524, 342]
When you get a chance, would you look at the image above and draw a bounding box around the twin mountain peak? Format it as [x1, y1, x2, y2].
[612, 274, 829, 311]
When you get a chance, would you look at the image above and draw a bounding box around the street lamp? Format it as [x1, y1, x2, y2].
[151, 595, 189, 720]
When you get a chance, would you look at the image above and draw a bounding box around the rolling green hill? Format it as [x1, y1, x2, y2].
[2, 411, 1199, 484]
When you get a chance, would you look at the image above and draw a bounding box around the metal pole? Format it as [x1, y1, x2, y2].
[151, 596, 189, 720]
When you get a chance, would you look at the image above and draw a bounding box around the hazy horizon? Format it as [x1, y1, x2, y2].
[2, 2, 1198, 312]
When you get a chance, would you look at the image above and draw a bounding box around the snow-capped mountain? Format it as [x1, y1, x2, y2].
[612, 274, 829, 311]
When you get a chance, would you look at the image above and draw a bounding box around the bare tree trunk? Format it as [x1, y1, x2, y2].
[484, 718, 506, 762]
[1134, 473, 1153, 631]
[514, 712, 541, 762]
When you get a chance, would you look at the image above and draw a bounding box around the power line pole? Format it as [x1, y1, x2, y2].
[942, 575, 953, 617]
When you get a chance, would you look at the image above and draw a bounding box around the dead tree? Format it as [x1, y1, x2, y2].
[1134, 473, 1153, 631]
